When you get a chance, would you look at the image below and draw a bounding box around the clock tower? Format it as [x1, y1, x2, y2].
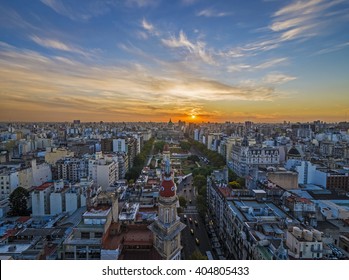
[148, 159, 186, 260]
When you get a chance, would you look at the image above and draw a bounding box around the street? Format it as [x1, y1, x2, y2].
[177, 174, 212, 259]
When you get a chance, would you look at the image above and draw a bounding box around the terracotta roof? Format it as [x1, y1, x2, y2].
[218, 186, 232, 198]
[16, 216, 31, 223]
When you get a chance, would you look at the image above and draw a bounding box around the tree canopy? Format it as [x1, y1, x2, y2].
[9, 187, 30, 216]
[189, 250, 208, 260]
[178, 196, 187, 208]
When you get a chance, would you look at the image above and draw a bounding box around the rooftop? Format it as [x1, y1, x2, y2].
[34, 182, 53, 191]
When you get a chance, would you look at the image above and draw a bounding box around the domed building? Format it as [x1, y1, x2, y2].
[287, 145, 303, 160]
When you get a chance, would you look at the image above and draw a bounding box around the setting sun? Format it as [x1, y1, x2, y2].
[191, 115, 196, 119]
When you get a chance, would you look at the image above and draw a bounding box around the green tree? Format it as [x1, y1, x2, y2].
[193, 174, 206, 188]
[178, 196, 187, 208]
[236, 177, 245, 187]
[180, 141, 191, 151]
[228, 169, 238, 181]
[9, 187, 30, 216]
[154, 141, 166, 153]
[228, 181, 241, 189]
[187, 155, 200, 163]
[198, 185, 207, 197]
[189, 250, 208, 260]
[196, 195, 207, 218]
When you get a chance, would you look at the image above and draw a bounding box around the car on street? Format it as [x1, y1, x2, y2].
[190, 229, 194, 235]
[195, 238, 200, 245]
[194, 220, 198, 226]
[189, 217, 192, 223]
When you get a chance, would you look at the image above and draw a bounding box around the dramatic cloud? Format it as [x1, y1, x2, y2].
[0, 43, 281, 121]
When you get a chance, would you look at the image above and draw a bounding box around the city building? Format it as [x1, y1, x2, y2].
[88, 154, 119, 190]
[61, 191, 118, 260]
[231, 139, 280, 177]
[56, 157, 88, 183]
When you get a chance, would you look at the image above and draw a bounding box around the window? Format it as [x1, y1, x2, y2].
[81, 232, 90, 239]
[165, 209, 169, 223]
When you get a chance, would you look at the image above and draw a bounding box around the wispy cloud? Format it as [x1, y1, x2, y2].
[314, 41, 349, 55]
[161, 30, 215, 65]
[30, 35, 94, 57]
[125, 0, 158, 8]
[223, 0, 348, 60]
[40, 0, 111, 21]
[255, 57, 288, 69]
[271, 0, 347, 42]
[196, 8, 231, 18]
[227, 58, 287, 72]
[0, 6, 39, 31]
[141, 18, 154, 32]
[262, 73, 297, 84]
[181, 0, 198, 5]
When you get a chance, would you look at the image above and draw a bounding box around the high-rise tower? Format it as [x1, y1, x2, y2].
[148, 159, 186, 260]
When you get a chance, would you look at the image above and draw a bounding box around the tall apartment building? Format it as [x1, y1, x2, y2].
[56, 157, 88, 183]
[31, 182, 54, 216]
[0, 170, 18, 200]
[89, 156, 118, 190]
[101, 138, 113, 153]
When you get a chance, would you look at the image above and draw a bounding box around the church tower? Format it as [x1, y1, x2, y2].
[148, 159, 186, 260]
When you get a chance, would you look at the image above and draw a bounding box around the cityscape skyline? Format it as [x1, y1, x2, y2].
[1, 0, 349, 123]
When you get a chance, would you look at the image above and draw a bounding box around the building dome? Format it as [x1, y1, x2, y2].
[159, 178, 176, 197]
[287, 146, 302, 158]
[159, 158, 176, 197]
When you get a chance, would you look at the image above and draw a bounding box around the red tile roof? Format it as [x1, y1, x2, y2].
[34, 182, 53, 191]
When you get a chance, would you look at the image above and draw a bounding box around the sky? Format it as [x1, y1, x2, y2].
[0, 0, 349, 123]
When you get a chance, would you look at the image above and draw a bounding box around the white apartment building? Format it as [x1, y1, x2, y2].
[89, 156, 118, 190]
[112, 138, 128, 153]
[0, 171, 19, 200]
[231, 144, 280, 177]
[31, 182, 54, 216]
[286, 227, 324, 259]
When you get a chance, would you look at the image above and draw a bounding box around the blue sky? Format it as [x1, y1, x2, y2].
[1, 0, 349, 122]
